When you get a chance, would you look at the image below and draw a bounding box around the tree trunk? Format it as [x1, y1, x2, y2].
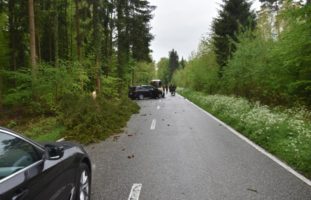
[75, 0, 81, 60]
[8, 0, 17, 71]
[54, 0, 59, 66]
[93, 0, 101, 93]
[28, 0, 37, 69]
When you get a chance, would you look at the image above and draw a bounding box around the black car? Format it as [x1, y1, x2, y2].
[129, 85, 164, 100]
[0, 127, 92, 200]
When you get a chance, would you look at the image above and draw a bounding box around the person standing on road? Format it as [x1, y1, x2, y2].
[165, 85, 169, 94]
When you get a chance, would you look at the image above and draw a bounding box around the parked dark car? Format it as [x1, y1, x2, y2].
[129, 85, 165, 100]
[0, 127, 92, 200]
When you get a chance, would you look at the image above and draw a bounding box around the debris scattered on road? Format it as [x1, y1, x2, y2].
[113, 135, 120, 141]
[122, 148, 126, 151]
[128, 134, 133, 137]
[141, 114, 147, 116]
[127, 154, 135, 159]
[247, 188, 258, 193]
[167, 124, 170, 126]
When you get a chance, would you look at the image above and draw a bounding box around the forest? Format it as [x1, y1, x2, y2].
[158, 0, 311, 177]
[0, 0, 155, 143]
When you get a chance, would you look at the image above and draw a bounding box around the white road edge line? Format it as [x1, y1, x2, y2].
[150, 119, 156, 130]
[128, 183, 142, 200]
[157, 105, 160, 110]
[180, 94, 311, 186]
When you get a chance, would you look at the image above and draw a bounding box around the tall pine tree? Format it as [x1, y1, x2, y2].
[168, 49, 179, 82]
[212, 0, 255, 76]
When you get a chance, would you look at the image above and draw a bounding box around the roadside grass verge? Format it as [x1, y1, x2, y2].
[178, 88, 311, 179]
[5, 117, 65, 142]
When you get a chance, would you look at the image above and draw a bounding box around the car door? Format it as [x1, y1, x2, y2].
[0, 130, 45, 200]
[143, 86, 154, 98]
[137, 86, 149, 98]
[0, 131, 74, 200]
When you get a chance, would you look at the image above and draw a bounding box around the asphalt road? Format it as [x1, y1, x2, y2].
[86, 94, 311, 200]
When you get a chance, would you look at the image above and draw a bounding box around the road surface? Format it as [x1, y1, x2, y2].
[86, 94, 311, 200]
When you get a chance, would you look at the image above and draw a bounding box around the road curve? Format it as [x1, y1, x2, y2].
[86, 94, 311, 200]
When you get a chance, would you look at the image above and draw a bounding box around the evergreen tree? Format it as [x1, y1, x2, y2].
[129, 0, 155, 62]
[180, 57, 186, 69]
[212, 0, 256, 76]
[168, 49, 179, 82]
[116, 0, 130, 79]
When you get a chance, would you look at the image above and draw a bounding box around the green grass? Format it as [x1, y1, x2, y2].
[33, 126, 65, 142]
[9, 117, 65, 142]
[178, 88, 311, 179]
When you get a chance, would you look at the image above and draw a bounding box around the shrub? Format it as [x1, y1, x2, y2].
[58, 94, 139, 144]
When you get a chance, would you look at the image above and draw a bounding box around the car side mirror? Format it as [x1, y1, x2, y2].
[45, 144, 64, 160]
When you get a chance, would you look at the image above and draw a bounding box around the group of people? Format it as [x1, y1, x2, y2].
[162, 84, 177, 95]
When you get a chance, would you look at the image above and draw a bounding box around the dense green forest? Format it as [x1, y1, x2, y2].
[158, 0, 311, 177]
[0, 0, 156, 143]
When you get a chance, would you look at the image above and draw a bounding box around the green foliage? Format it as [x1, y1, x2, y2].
[222, 3, 311, 106]
[22, 117, 65, 142]
[58, 94, 139, 144]
[131, 61, 155, 85]
[9, 117, 65, 142]
[0, 13, 9, 67]
[168, 49, 179, 82]
[221, 31, 279, 103]
[174, 2, 311, 107]
[2, 62, 90, 114]
[212, 0, 256, 75]
[179, 88, 311, 178]
[173, 38, 219, 93]
[157, 58, 169, 84]
[0, 0, 153, 144]
[101, 76, 123, 99]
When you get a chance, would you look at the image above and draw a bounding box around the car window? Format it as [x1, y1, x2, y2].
[142, 86, 153, 90]
[136, 87, 146, 91]
[0, 132, 42, 180]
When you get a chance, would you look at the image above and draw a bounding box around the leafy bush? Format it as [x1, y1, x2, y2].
[173, 38, 219, 94]
[2, 62, 90, 114]
[179, 88, 311, 178]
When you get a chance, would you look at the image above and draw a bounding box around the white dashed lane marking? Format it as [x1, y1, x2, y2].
[150, 119, 156, 130]
[128, 183, 142, 200]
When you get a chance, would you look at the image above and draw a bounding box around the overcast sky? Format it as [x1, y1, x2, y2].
[149, 0, 261, 62]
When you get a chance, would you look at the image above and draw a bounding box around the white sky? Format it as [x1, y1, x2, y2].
[149, 0, 261, 62]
